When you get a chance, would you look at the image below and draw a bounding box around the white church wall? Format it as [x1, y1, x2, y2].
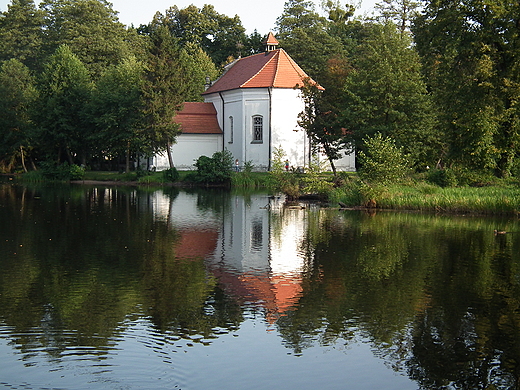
[204, 88, 356, 173]
[270, 88, 308, 170]
[152, 133, 222, 171]
[243, 90, 270, 171]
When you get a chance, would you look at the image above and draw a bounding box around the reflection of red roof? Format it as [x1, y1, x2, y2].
[174, 102, 222, 134]
[210, 267, 303, 324]
[175, 229, 219, 259]
[203, 49, 323, 95]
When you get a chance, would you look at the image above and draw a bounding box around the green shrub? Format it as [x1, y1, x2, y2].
[162, 167, 179, 182]
[427, 167, 497, 187]
[301, 160, 333, 198]
[20, 169, 45, 182]
[268, 147, 301, 199]
[358, 133, 410, 184]
[38, 162, 85, 181]
[427, 168, 457, 187]
[69, 164, 85, 180]
[189, 150, 234, 184]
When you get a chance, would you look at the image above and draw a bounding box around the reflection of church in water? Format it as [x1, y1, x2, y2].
[152, 190, 310, 324]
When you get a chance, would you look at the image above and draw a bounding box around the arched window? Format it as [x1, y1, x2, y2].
[229, 116, 234, 144]
[252, 115, 263, 143]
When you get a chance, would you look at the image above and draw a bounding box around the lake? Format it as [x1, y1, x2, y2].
[1, 182, 519, 389]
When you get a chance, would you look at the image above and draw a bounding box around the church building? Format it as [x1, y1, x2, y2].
[151, 33, 355, 172]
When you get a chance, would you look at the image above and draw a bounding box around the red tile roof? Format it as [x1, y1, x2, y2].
[263, 31, 279, 46]
[202, 48, 323, 95]
[174, 102, 222, 134]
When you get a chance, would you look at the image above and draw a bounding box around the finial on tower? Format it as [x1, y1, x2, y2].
[263, 32, 279, 52]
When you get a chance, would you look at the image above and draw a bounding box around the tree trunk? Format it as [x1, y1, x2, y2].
[328, 157, 337, 177]
[20, 145, 27, 173]
[166, 141, 174, 169]
[65, 147, 74, 164]
[125, 141, 131, 173]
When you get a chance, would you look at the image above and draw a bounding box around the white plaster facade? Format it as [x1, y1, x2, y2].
[152, 133, 223, 171]
[204, 87, 355, 172]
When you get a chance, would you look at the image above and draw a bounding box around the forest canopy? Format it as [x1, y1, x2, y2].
[1, 0, 519, 179]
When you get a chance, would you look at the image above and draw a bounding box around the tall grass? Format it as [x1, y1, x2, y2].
[332, 181, 520, 215]
[231, 171, 270, 188]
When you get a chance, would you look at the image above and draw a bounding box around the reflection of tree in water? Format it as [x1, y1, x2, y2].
[408, 230, 520, 389]
[275, 210, 520, 388]
[141, 253, 243, 338]
[3, 185, 520, 388]
[0, 185, 247, 364]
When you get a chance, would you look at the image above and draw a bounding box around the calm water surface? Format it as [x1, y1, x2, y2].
[1, 183, 520, 389]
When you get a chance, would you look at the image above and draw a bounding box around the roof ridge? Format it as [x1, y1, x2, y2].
[241, 51, 277, 88]
[280, 49, 304, 84]
[271, 50, 281, 87]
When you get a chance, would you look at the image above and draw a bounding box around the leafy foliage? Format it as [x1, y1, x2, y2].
[39, 161, 85, 180]
[413, 0, 520, 176]
[153, 4, 247, 67]
[189, 150, 234, 184]
[341, 23, 439, 168]
[88, 56, 144, 172]
[0, 0, 44, 70]
[162, 167, 179, 182]
[275, 0, 346, 80]
[0, 59, 38, 172]
[269, 147, 301, 199]
[39, 0, 136, 79]
[32, 44, 93, 165]
[358, 132, 409, 184]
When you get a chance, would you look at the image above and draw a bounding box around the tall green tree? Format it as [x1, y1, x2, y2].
[298, 69, 352, 176]
[154, 4, 247, 67]
[413, 0, 520, 176]
[40, 0, 136, 78]
[341, 22, 439, 168]
[374, 0, 420, 34]
[88, 56, 144, 172]
[33, 44, 92, 165]
[141, 26, 189, 169]
[181, 41, 218, 101]
[275, 0, 346, 80]
[0, 0, 44, 70]
[0, 59, 38, 172]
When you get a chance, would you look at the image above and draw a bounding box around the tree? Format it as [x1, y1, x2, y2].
[88, 56, 144, 172]
[340, 22, 439, 168]
[358, 132, 409, 184]
[0, 0, 44, 70]
[181, 42, 218, 102]
[141, 26, 188, 169]
[374, 0, 420, 35]
[33, 44, 93, 165]
[412, 0, 520, 176]
[298, 77, 351, 176]
[40, 0, 137, 78]
[275, 0, 346, 80]
[0, 59, 38, 172]
[154, 4, 247, 67]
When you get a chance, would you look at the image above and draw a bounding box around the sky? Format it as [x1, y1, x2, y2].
[0, 0, 378, 34]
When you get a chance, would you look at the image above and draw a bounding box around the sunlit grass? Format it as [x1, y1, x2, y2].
[231, 171, 270, 188]
[333, 181, 520, 215]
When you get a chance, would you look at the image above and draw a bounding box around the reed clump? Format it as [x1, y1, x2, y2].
[331, 180, 520, 215]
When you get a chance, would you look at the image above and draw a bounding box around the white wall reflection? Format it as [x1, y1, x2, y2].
[152, 191, 312, 323]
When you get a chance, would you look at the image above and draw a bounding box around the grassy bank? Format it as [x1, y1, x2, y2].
[15, 168, 520, 215]
[330, 180, 520, 215]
